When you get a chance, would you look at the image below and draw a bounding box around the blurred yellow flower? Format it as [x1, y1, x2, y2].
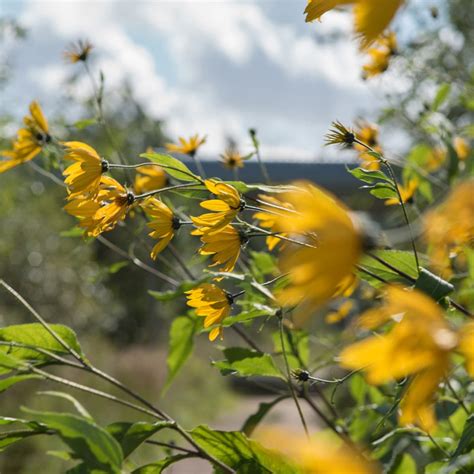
[253, 194, 294, 251]
[63, 141, 106, 195]
[166, 134, 206, 157]
[305, 0, 404, 49]
[192, 180, 243, 235]
[141, 197, 178, 259]
[384, 178, 417, 206]
[453, 136, 470, 160]
[197, 224, 243, 274]
[64, 39, 93, 63]
[340, 287, 457, 431]
[1, 101, 50, 173]
[362, 32, 397, 79]
[424, 180, 474, 276]
[134, 165, 167, 194]
[186, 283, 232, 341]
[326, 299, 354, 324]
[425, 146, 446, 172]
[65, 176, 133, 236]
[257, 428, 380, 474]
[354, 121, 382, 170]
[220, 147, 244, 169]
[459, 322, 474, 376]
[275, 181, 362, 318]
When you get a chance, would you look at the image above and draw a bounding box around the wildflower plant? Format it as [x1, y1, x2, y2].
[0, 3, 473, 473]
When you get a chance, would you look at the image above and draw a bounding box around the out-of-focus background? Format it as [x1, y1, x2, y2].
[1, 0, 472, 472]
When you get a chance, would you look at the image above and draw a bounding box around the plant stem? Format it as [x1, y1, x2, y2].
[278, 317, 310, 439]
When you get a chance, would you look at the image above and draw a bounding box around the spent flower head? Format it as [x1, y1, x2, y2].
[64, 39, 93, 63]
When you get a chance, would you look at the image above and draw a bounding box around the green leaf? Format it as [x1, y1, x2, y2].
[368, 183, 398, 200]
[108, 261, 128, 274]
[0, 323, 83, 362]
[60, 227, 87, 238]
[358, 250, 419, 288]
[241, 396, 288, 436]
[388, 453, 417, 474]
[148, 279, 206, 302]
[414, 267, 454, 301]
[222, 308, 274, 327]
[0, 374, 42, 393]
[23, 408, 123, 473]
[453, 415, 474, 458]
[432, 83, 451, 111]
[0, 352, 27, 374]
[189, 425, 299, 473]
[213, 347, 283, 379]
[73, 118, 98, 130]
[0, 417, 47, 452]
[38, 391, 93, 420]
[107, 421, 174, 458]
[347, 166, 390, 185]
[163, 315, 197, 394]
[132, 454, 193, 473]
[141, 153, 198, 182]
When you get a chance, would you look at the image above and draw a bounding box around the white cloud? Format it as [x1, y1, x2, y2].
[3, 0, 374, 159]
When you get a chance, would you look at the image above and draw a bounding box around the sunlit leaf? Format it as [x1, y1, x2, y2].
[141, 152, 198, 182]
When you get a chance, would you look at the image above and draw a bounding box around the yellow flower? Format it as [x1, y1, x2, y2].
[325, 121, 355, 147]
[253, 194, 294, 251]
[326, 299, 354, 324]
[1, 101, 50, 173]
[186, 284, 232, 341]
[459, 322, 474, 376]
[64, 176, 133, 236]
[191, 180, 244, 235]
[384, 178, 417, 206]
[134, 165, 167, 194]
[424, 180, 474, 276]
[362, 32, 397, 79]
[453, 136, 470, 160]
[141, 197, 178, 259]
[354, 121, 382, 170]
[305, 0, 404, 49]
[425, 146, 446, 172]
[63, 141, 106, 195]
[220, 148, 244, 169]
[340, 287, 457, 431]
[166, 134, 206, 157]
[197, 225, 243, 274]
[64, 39, 93, 63]
[257, 428, 380, 474]
[275, 181, 362, 318]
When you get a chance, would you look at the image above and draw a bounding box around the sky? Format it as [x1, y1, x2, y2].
[1, 0, 417, 160]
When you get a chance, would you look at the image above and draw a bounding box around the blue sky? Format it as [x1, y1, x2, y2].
[0, 0, 432, 160]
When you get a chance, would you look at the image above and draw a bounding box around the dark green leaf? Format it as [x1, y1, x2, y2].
[213, 347, 283, 379]
[414, 267, 454, 301]
[189, 425, 300, 473]
[241, 396, 288, 436]
[453, 415, 474, 458]
[23, 408, 123, 473]
[163, 315, 197, 393]
[347, 166, 390, 185]
[0, 374, 42, 393]
[368, 183, 398, 200]
[107, 421, 174, 458]
[132, 454, 193, 473]
[108, 261, 128, 274]
[148, 279, 206, 302]
[141, 153, 198, 182]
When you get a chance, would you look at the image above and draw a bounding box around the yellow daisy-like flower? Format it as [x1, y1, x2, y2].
[257, 428, 380, 474]
[305, 0, 404, 49]
[252, 194, 294, 251]
[64, 39, 93, 63]
[64, 176, 133, 237]
[191, 180, 244, 235]
[354, 121, 382, 170]
[1, 101, 50, 174]
[340, 287, 457, 431]
[197, 225, 244, 274]
[275, 181, 362, 318]
[141, 197, 179, 259]
[186, 284, 232, 341]
[63, 141, 106, 195]
[424, 180, 474, 277]
[459, 322, 474, 376]
[166, 134, 206, 157]
[453, 136, 470, 161]
[384, 178, 418, 206]
[362, 32, 397, 79]
[425, 146, 446, 172]
[220, 148, 244, 169]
